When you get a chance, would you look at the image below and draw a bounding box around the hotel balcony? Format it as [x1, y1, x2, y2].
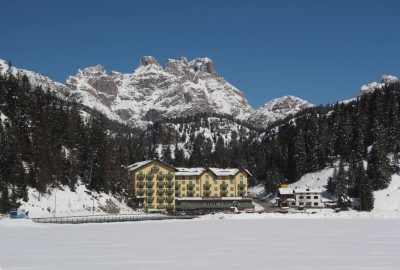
[203, 183, 211, 190]
[146, 181, 154, 188]
[136, 188, 145, 196]
[157, 181, 165, 188]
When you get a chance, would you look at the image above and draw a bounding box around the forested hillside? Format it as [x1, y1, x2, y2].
[1, 69, 399, 213]
[249, 81, 400, 210]
[0, 72, 146, 212]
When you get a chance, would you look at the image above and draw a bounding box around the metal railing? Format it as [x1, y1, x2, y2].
[31, 213, 197, 224]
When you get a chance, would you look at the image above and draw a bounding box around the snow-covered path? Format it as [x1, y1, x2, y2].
[1, 218, 400, 270]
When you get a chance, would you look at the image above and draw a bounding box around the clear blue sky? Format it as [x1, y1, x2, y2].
[2, 0, 400, 108]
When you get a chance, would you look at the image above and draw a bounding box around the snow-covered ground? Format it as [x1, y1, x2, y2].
[1, 218, 399, 270]
[248, 166, 400, 217]
[373, 174, 400, 217]
[18, 184, 138, 218]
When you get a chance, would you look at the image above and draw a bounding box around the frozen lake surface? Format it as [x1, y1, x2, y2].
[1, 218, 400, 270]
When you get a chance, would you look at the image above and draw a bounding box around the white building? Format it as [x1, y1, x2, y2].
[293, 188, 323, 208]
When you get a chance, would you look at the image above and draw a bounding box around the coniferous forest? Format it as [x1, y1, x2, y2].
[1, 70, 400, 213]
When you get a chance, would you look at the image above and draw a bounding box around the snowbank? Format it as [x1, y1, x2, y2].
[19, 184, 138, 218]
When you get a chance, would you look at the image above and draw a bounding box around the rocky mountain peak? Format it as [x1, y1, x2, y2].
[77, 65, 107, 78]
[139, 56, 160, 67]
[248, 95, 314, 128]
[359, 75, 399, 96]
[381, 75, 399, 84]
[189, 58, 217, 77]
[164, 58, 190, 77]
[262, 95, 312, 113]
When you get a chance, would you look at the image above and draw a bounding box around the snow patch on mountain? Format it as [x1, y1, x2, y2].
[154, 117, 255, 159]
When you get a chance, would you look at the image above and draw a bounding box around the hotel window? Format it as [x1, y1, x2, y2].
[182, 187, 186, 191]
[196, 187, 199, 191]
[299, 202, 304, 206]
[230, 187, 234, 191]
[214, 187, 218, 191]
[205, 175, 209, 181]
[314, 196, 318, 199]
[299, 196, 304, 199]
[240, 175, 243, 181]
[306, 196, 311, 199]
[314, 202, 319, 206]
[230, 179, 234, 184]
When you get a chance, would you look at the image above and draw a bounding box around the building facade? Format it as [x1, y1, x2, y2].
[276, 187, 295, 207]
[293, 188, 323, 208]
[128, 160, 252, 212]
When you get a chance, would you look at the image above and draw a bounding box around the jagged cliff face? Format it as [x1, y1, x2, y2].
[66, 56, 253, 127]
[248, 96, 314, 128]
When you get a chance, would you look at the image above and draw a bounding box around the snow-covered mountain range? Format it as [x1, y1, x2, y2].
[0, 57, 312, 128]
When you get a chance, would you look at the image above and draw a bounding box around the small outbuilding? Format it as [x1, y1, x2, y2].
[276, 188, 295, 207]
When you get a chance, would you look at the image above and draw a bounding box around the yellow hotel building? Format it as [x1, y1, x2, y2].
[127, 159, 253, 212]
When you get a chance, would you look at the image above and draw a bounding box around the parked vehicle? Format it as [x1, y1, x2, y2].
[10, 208, 29, 219]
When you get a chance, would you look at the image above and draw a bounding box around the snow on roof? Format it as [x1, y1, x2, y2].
[209, 168, 239, 176]
[176, 197, 248, 201]
[208, 168, 252, 176]
[176, 197, 204, 201]
[243, 169, 252, 176]
[221, 197, 244, 200]
[278, 188, 294, 195]
[175, 167, 206, 176]
[294, 188, 322, 194]
[127, 160, 153, 172]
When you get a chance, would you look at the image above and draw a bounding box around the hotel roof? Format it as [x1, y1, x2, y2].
[175, 167, 206, 176]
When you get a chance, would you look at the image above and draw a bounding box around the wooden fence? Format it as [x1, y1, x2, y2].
[31, 213, 197, 224]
